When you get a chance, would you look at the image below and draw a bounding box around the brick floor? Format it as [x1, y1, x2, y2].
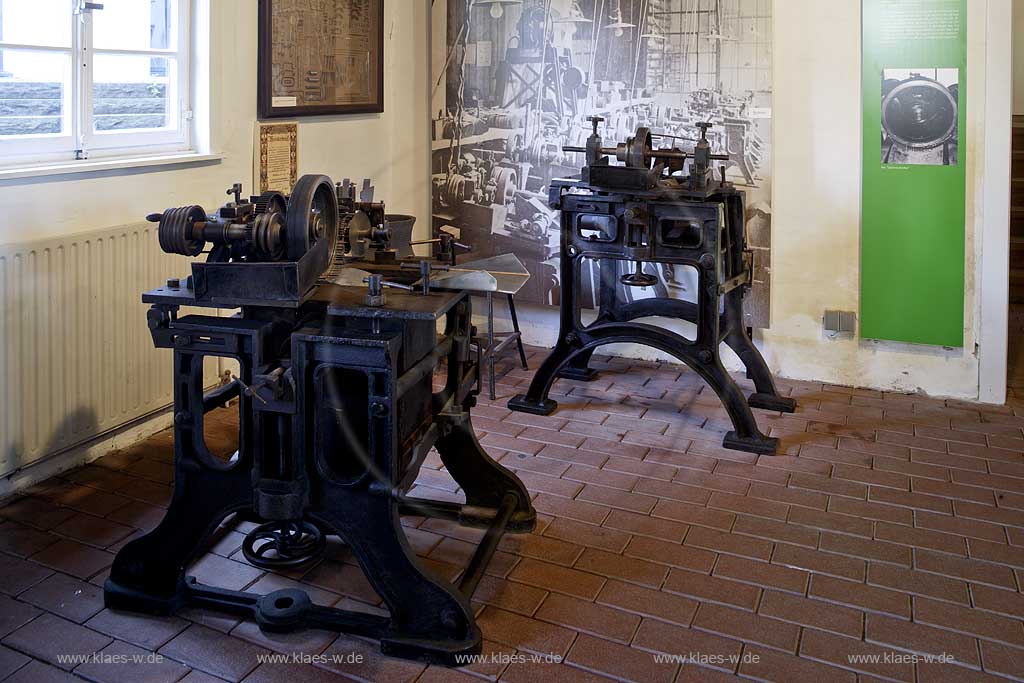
[0, 347, 1022, 682]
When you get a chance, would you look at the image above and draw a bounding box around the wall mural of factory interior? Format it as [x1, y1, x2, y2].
[431, 0, 774, 326]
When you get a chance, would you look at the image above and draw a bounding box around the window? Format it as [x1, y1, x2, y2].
[0, 0, 192, 167]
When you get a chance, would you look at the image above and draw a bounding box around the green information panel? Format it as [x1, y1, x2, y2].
[861, 0, 966, 346]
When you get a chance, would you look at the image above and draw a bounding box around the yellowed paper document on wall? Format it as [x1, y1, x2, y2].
[254, 122, 298, 194]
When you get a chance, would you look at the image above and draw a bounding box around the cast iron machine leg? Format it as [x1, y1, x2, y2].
[105, 322, 261, 612]
[106, 295, 537, 666]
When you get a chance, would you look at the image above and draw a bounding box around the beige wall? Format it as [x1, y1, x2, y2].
[0, 0, 432, 245]
[1015, 0, 1024, 113]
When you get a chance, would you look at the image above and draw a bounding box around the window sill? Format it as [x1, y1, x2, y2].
[0, 151, 224, 181]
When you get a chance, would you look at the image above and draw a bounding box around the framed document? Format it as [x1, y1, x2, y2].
[258, 0, 384, 118]
[254, 122, 298, 193]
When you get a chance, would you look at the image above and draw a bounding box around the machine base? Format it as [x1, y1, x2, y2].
[748, 393, 798, 414]
[723, 431, 779, 455]
[106, 577, 480, 666]
[507, 395, 558, 416]
[555, 366, 600, 382]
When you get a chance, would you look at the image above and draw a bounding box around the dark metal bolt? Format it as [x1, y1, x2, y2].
[174, 411, 191, 426]
[370, 402, 388, 417]
[175, 335, 191, 346]
[700, 254, 716, 270]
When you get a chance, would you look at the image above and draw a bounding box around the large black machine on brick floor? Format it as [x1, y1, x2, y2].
[103, 174, 536, 665]
[508, 117, 796, 455]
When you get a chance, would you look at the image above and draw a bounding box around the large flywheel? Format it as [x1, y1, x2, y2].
[286, 175, 339, 272]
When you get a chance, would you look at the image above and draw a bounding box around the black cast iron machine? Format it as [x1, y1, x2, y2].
[104, 175, 536, 664]
[508, 117, 796, 455]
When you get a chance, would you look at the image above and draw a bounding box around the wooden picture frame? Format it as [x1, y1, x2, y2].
[258, 0, 384, 118]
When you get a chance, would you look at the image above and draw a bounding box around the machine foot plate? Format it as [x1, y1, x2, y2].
[722, 431, 779, 455]
[507, 395, 558, 416]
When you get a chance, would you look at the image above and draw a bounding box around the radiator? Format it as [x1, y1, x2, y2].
[0, 223, 221, 479]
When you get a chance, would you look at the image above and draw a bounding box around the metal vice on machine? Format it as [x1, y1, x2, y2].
[508, 118, 796, 455]
[104, 176, 536, 665]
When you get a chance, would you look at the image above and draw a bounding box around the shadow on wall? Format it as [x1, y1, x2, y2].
[3, 407, 100, 481]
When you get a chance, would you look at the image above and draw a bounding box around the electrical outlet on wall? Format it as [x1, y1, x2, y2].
[823, 310, 857, 337]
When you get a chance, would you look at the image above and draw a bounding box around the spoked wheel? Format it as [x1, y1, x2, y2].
[620, 261, 658, 288]
[286, 174, 339, 270]
[241, 520, 327, 569]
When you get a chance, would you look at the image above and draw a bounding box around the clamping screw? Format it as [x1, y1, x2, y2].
[370, 401, 388, 417]
[226, 183, 243, 205]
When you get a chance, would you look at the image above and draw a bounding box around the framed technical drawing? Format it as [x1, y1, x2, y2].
[258, 0, 384, 118]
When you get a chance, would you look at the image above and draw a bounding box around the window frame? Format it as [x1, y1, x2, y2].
[0, 0, 193, 168]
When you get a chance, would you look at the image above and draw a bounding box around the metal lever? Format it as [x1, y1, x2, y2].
[231, 374, 268, 406]
[363, 275, 414, 290]
[410, 237, 471, 251]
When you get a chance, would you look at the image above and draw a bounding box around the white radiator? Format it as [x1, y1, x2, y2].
[0, 223, 219, 478]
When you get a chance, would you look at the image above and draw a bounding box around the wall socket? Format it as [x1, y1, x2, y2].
[823, 310, 857, 336]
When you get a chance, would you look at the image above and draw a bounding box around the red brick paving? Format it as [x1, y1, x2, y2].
[0, 347, 1021, 681]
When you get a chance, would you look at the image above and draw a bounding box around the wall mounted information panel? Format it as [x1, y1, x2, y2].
[861, 0, 966, 347]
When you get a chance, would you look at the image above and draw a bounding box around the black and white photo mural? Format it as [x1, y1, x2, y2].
[431, 0, 774, 326]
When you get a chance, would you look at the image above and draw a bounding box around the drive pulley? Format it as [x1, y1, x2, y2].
[147, 175, 339, 265]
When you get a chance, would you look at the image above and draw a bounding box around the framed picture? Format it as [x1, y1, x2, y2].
[258, 0, 384, 118]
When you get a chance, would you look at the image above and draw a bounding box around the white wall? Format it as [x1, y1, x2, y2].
[762, 0, 1013, 401]
[1015, 0, 1024, 114]
[0, 0, 432, 245]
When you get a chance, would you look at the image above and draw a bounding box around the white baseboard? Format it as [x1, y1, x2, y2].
[0, 408, 175, 502]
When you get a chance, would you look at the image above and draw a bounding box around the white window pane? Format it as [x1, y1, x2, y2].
[93, 54, 174, 132]
[0, 48, 70, 136]
[93, 0, 174, 51]
[0, 0, 72, 47]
